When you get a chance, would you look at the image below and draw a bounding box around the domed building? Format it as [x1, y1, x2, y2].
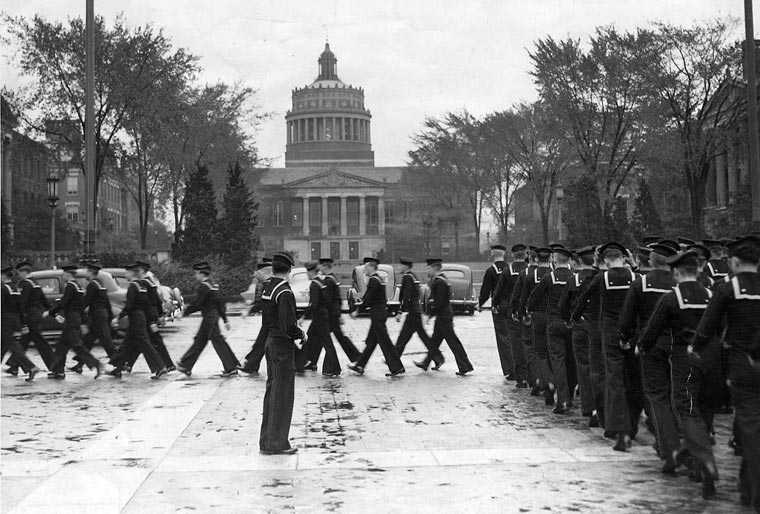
[251, 43, 475, 263]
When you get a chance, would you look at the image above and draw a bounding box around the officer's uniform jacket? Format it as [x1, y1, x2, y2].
[619, 269, 675, 344]
[184, 279, 227, 322]
[428, 273, 454, 318]
[303, 276, 329, 320]
[398, 271, 423, 314]
[50, 279, 86, 318]
[692, 272, 760, 358]
[526, 267, 573, 318]
[637, 281, 712, 352]
[479, 261, 506, 308]
[262, 277, 305, 341]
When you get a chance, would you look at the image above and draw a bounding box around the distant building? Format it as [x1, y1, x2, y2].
[249, 43, 476, 263]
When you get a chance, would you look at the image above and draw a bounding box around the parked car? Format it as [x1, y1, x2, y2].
[103, 268, 184, 321]
[347, 264, 401, 315]
[241, 267, 273, 304]
[420, 263, 477, 315]
[28, 268, 128, 334]
[288, 267, 311, 313]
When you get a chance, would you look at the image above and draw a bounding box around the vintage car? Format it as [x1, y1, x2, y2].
[287, 267, 311, 313]
[103, 268, 184, 321]
[347, 264, 401, 315]
[420, 263, 477, 315]
[28, 268, 129, 334]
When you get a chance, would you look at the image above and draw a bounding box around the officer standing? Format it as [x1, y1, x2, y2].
[573, 243, 639, 451]
[176, 262, 240, 378]
[1, 266, 40, 381]
[394, 257, 443, 369]
[239, 260, 273, 374]
[620, 243, 677, 467]
[478, 244, 512, 379]
[348, 257, 405, 377]
[108, 263, 167, 379]
[528, 247, 575, 413]
[692, 237, 760, 511]
[259, 252, 306, 455]
[521, 247, 554, 403]
[47, 265, 102, 379]
[320, 258, 362, 363]
[638, 250, 719, 499]
[296, 261, 340, 376]
[70, 261, 117, 374]
[416, 258, 473, 376]
[559, 246, 598, 425]
[9, 261, 54, 374]
[492, 244, 529, 387]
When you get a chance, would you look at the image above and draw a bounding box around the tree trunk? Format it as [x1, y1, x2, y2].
[540, 209, 550, 246]
[454, 220, 461, 260]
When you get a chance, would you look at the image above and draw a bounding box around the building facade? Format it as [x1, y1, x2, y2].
[249, 43, 475, 264]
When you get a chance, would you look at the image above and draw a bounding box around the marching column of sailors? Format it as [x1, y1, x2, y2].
[1, 234, 758, 511]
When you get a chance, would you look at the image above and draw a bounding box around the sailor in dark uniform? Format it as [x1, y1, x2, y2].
[108, 263, 167, 379]
[348, 257, 405, 377]
[176, 262, 240, 377]
[687, 244, 716, 290]
[493, 244, 529, 387]
[394, 257, 443, 368]
[47, 265, 102, 379]
[620, 243, 677, 467]
[559, 246, 598, 424]
[70, 260, 117, 374]
[138, 262, 175, 370]
[259, 252, 306, 455]
[296, 261, 339, 376]
[702, 239, 730, 282]
[521, 247, 555, 403]
[416, 258, 473, 376]
[573, 242, 639, 451]
[8, 261, 54, 375]
[511, 248, 540, 393]
[527, 247, 575, 412]
[239, 259, 273, 374]
[638, 250, 719, 499]
[692, 237, 760, 510]
[320, 258, 361, 363]
[1, 266, 40, 381]
[479, 244, 513, 379]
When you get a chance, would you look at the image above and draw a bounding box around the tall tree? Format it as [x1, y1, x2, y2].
[646, 19, 742, 237]
[529, 27, 658, 237]
[217, 162, 259, 266]
[172, 164, 218, 264]
[493, 102, 574, 245]
[3, 13, 198, 228]
[563, 175, 605, 246]
[630, 177, 664, 241]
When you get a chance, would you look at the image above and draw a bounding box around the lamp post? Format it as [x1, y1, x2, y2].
[46, 168, 61, 269]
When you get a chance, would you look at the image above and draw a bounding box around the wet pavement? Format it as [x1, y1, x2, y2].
[1, 312, 751, 513]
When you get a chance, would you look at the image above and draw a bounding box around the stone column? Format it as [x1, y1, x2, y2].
[715, 145, 727, 207]
[359, 195, 366, 235]
[726, 132, 738, 201]
[349, 117, 354, 141]
[322, 196, 329, 235]
[340, 196, 347, 235]
[302, 196, 310, 236]
[378, 196, 385, 235]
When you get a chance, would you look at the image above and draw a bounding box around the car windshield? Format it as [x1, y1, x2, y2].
[290, 271, 309, 283]
[443, 270, 466, 279]
[34, 277, 59, 294]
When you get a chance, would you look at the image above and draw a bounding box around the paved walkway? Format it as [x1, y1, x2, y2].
[0, 313, 750, 513]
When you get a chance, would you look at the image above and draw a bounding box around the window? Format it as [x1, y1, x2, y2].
[310, 242, 321, 261]
[290, 198, 303, 235]
[330, 242, 340, 261]
[65, 203, 79, 222]
[442, 241, 451, 256]
[273, 201, 283, 227]
[366, 197, 378, 235]
[348, 241, 359, 260]
[67, 175, 78, 195]
[327, 197, 341, 235]
[384, 199, 395, 225]
[309, 197, 322, 236]
[33, 277, 60, 295]
[346, 197, 359, 235]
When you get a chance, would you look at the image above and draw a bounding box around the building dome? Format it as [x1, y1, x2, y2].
[285, 43, 374, 168]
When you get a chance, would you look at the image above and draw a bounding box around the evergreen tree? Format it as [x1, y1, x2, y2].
[172, 164, 218, 264]
[630, 178, 664, 242]
[563, 175, 605, 247]
[217, 162, 259, 266]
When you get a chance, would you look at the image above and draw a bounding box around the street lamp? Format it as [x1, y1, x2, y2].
[46, 168, 61, 269]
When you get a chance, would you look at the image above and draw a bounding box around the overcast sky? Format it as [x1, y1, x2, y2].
[1, 0, 749, 167]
